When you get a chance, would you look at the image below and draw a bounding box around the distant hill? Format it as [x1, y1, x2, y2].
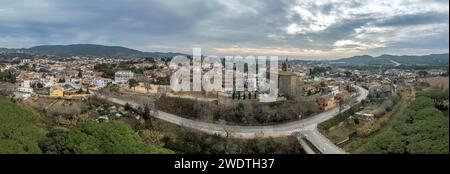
[331, 53, 449, 66]
[0, 44, 187, 58]
[28, 44, 144, 57]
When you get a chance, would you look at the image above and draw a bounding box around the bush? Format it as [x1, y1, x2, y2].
[139, 130, 166, 147]
[363, 130, 406, 154]
[163, 127, 304, 154]
[357, 121, 380, 137]
[40, 121, 173, 154]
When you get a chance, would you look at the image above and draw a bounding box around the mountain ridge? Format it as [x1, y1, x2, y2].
[330, 53, 449, 66]
[1, 44, 448, 65]
[0, 44, 187, 58]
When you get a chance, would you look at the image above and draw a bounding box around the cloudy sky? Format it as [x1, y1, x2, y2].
[0, 0, 448, 58]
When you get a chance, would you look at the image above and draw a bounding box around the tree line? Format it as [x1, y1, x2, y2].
[363, 89, 449, 154]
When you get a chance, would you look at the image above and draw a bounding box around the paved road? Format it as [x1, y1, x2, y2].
[390, 60, 402, 67]
[98, 86, 369, 153]
[302, 127, 348, 154]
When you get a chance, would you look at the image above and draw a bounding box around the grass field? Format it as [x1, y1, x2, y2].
[422, 77, 449, 90]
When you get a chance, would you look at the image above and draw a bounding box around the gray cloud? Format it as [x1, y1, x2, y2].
[0, 0, 448, 58]
[376, 12, 449, 27]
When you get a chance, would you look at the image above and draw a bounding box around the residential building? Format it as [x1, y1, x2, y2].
[114, 71, 134, 84]
[18, 80, 34, 93]
[50, 86, 64, 96]
[92, 78, 111, 89]
[317, 94, 336, 111]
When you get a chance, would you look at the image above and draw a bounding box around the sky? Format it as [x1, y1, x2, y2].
[0, 0, 448, 59]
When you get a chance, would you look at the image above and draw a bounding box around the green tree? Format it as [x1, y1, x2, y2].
[246, 139, 275, 154]
[128, 79, 139, 90]
[94, 64, 116, 78]
[155, 76, 170, 85]
[61, 121, 173, 154]
[363, 95, 449, 154]
[36, 82, 44, 89]
[408, 96, 434, 111]
[143, 104, 151, 120]
[77, 69, 83, 78]
[416, 89, 448, 110]
[344, 71, 352, 77]
[39, 129, 71, 154]
[0, 71, 16, 83]
[416, 89, 448, 100]
[124, 102, 132, 111]
[364, 130, 406, 154]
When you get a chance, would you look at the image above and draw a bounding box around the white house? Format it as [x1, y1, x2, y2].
[39, 76, 56, 88]
[328, 85, 340, 96]
[18, 80, 34, 93]
[355, 112, 375, 121]
[70, 78, 81, 84]
[114, 71, 134, 84]
[92, 78, 111, 89]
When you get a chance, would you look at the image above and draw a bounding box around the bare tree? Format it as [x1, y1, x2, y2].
[338, 96, 348, 113]
[218, 120, 232, 139]
[0, 82, 15, 96]
[143, 77, 152, 94]
[219, 119, 233, 153]
[49, 102, 81, 119]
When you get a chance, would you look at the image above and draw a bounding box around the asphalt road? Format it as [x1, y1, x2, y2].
[301, 128, 348, 154]
[98, 86, 369, 154]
